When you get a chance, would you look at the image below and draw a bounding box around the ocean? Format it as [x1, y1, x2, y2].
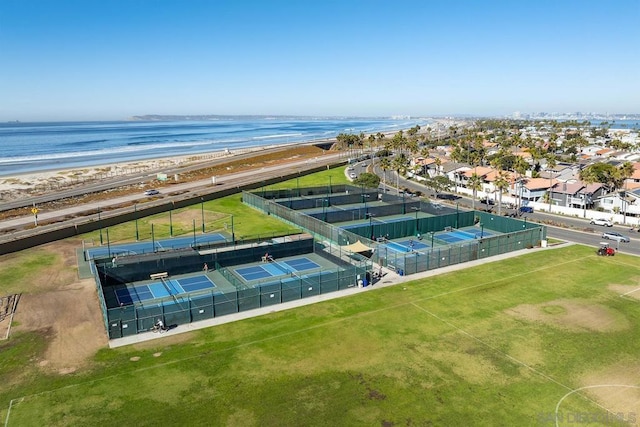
[0, 118, 430, 177]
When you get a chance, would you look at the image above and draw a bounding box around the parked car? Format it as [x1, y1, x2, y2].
[518, 206, 534, 214]
[479, 198, 495, 205]
[144, 189, 160, 196]
[590, 218, 613, 227]
[349, 172, 357, 179]
[436, 193, 460, 200]
[601, 231, 630, 243]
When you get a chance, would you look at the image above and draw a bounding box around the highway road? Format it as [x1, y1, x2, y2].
[0, 144, 327, 212]
[0, 151, 346, 240]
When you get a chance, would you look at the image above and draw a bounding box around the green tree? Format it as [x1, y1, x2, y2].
[619, 161, 635, 223]
[379, 157, 391, 188]
[392, 153, 408, 193]
[426, 175, 453, 195]
[494, 171, 510, 216]
[467, 173, 483, 210]
[353, 172, 380, 188]
[546, 154, 557, 212]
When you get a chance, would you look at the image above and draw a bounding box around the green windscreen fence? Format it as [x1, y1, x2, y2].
[243, 188, 546, 278]
[97, 233, 372, 339]
[102, 265, 367, 339]
[100, 188, 546, 339]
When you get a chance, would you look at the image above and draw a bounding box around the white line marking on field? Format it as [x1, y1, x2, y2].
[554, 385, 640, 427]
[410, 302, 617, 425]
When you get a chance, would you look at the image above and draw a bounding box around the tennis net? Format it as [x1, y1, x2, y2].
[271, 259, 292, 274]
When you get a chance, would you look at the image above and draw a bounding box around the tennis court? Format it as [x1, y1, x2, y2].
[339, 215, 413, 230]
[435, 228, 494, 243]
[385, 239, 430, 253]
[234, 256, 321, 281]
[115, 274, 217, 305]
[86, 233, 228, 260]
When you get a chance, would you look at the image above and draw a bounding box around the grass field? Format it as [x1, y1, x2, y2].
[3, 244, 640, 426]
[79, 168, 350, 245]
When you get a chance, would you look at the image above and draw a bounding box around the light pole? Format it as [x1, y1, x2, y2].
[134, 203, 139, 241]
[201, 197, 205, 233]
[480, 222, 484, 238]
[169, 206, 173, 237]
[402, 191, 406, 214]
[411, 206, 419, 235]
[430, 231, 435, 250]
[322, 199, 328, 222]
[362, 193, 370, 217]
[98, 208, 103, 245]
[367, 212, 375, 240]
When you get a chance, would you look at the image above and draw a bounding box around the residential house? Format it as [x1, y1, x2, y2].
[510, 177, 557, 205]
[596, 187, 640, 216]
[409, 156, 437, 177]
[440, 161, 469, 191]
[550, 181, 604, 210]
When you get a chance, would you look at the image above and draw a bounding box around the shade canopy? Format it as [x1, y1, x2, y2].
[343, 240, 373, 253]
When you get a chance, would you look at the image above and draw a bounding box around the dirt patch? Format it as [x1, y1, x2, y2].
[578, 362, 640, 417]
[609, 283, 640, 300]
[130, 331, 195, 351]
[12, 240, 107, 374]
[505, 299, 629, 332]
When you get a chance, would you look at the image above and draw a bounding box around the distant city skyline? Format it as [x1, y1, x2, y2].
[1, 0, 638, 122]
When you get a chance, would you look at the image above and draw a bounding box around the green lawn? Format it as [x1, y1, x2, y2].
[3, 244, 640, 426]
[80, 168, 350, 245]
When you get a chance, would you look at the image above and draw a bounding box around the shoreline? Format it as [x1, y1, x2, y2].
[0, 142, 308, 200]
[0, 119, 461, 201]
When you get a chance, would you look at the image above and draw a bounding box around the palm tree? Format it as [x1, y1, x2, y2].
[513, 156, 529, 209]
[392, 154, 407, 194]
[619, 161, 635, 224]
[379, 157, 391, 189]
[467, 173, 483, 211]
[494, 171, 510, 216]
[546, 154, 557, 212]
[368, 134, 376, 168]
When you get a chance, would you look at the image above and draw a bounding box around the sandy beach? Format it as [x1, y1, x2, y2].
[0, 144, 292, 201]
[0, 118, 462, 202]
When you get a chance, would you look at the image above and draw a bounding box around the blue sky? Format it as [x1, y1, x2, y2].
[1, 0, 638, 121]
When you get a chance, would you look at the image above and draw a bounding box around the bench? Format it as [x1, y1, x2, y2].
[387, 265, 397, 272]
[150, 272, 168, 280]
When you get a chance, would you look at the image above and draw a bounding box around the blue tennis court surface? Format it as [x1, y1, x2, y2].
[436, 228, 494, 243]
[115, 274, 216, 305]
[178, 275, 216, 293]
[340, 216, 412, 230]
[86, 233, 228, 260]
[234, 257, 321, 281]
[386, 239, 430, 253]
